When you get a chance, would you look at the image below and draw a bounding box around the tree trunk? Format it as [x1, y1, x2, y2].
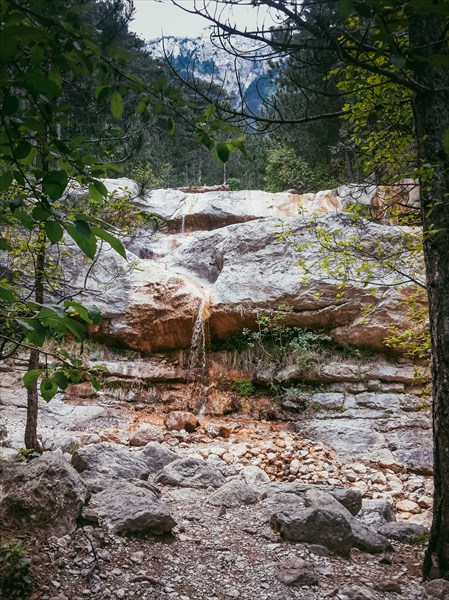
[24, 225, 46, 451]
[24, 348, 42, 451]
[408, 11, 449, 581]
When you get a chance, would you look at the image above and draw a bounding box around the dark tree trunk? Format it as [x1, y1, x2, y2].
[408, 10, 449, 581]
[24, 226, 46, 451]
[24, 348, 42, 451]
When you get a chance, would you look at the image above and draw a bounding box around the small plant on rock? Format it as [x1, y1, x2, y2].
[231, 379, 255, 397]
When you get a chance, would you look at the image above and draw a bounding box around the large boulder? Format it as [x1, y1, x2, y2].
[208, 479, 259, 508]
[140, 442, 178, 474]
[271, 507, 354, 558]
[155, 456, 226, 489]
[71, 442, 149, 480]
[0, 452, 87, 537]
[85, 480, 176, 535]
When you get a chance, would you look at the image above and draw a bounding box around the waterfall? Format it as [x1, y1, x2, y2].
[188, 293, 211, 416]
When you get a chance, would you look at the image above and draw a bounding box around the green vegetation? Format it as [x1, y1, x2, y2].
[0, 540, 31, 599]
[231, 379, 255, 397]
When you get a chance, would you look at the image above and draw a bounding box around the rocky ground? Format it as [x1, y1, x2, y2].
[1, 368, 445, 600]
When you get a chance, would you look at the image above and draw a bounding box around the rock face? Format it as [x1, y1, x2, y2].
[77, 181, 423, 356]
[0, 452, 87, 537]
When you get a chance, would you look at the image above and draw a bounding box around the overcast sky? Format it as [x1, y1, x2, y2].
[130, 0, 275, 40]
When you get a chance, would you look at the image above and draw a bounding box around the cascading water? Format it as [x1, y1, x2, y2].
[188, 292, 211, 416]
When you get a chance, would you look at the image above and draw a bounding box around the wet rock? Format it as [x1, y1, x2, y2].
[129, 424, 164, 446]
[140, 442, 178, 473]
[275, 556, 318, 587]
[163, 411, 200, 433]
[0, 452, 87, 537]
[85, 480, 175, 535]
[71, 442, 149, 480]
[378, 521, 429, 543]
[208, 479, 259, 508]
[155, 456, 226, 488]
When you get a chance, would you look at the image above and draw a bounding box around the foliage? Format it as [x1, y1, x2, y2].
[227, 177, 242, 191]
[0, 539, 31, 599]
[241, 309, 333, 374]
[231, 379, 255, 397]
[264, 146, 320, 193]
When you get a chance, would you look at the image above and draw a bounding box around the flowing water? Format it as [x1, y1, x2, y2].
[188, 293, 212, 416]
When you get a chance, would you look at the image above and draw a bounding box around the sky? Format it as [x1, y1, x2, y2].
[130, 0, 275, 41]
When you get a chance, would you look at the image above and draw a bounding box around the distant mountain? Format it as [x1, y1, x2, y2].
[147, 34, 276, 114]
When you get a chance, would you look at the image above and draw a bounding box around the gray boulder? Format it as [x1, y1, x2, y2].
[208, 479, 259, 508]
[0, 452, 87, 537]
[275, 556, 318, 587]
[358, 499, 396, 527]
[271, 507, 354, 558]
[71, 442, 149, 480]
[378, 521, 429, 543]
[155, 456, 226, 489]
[140, 442, 178, 474]
[303, 489, 391, 554]
[85, 480, 175, 535]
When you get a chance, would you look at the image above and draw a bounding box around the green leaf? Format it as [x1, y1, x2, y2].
[0, 172, 13, 191]
[196, 130, 214, 151]
[0, 239, 12, 251]
[391, 55, 407, 69]
[52, 371, 69, 390]
[111, 91, 124, 119]
[0, 286, 14, 302]
[65, 221, 97, 259]
[444, 128, 449, 156]
[40, 378, 58, 402]
[63, 317, 87, 341]
[45, 221, 64, 244]
[166, 117, 175, 137]
[204, 104, 216, 121]
[43, 170, 68, 201]
[32, 205, 51, 221]
[91, 226, 127, 259]
[2, 96, 19, 116]
[23, 72, 61, 99]
[24, 369, 43, 389]
[215, 142, 230, 164]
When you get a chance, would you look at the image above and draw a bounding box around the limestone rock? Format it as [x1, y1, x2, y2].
[155, 456, 226, 488]
[358, 499, 396, 527]
[378, 521, 429, 543]
[140, 442, 178, 474]
[0, 452, 87, 537]
[85, 480, 175, 535]
[71, 442, 149, 480]
[208, 479, 259, 508]
[271, 507, 354, 557]
[129, 424, 164, 446]
[163, 411, 200, 433]
[275, 556, 318, 587]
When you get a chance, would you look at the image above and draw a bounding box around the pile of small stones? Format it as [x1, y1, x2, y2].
[160, 426, 433, 525]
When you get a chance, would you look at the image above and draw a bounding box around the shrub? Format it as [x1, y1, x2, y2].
[231, 379, 255, 397]
[0, 540, 31, 599]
